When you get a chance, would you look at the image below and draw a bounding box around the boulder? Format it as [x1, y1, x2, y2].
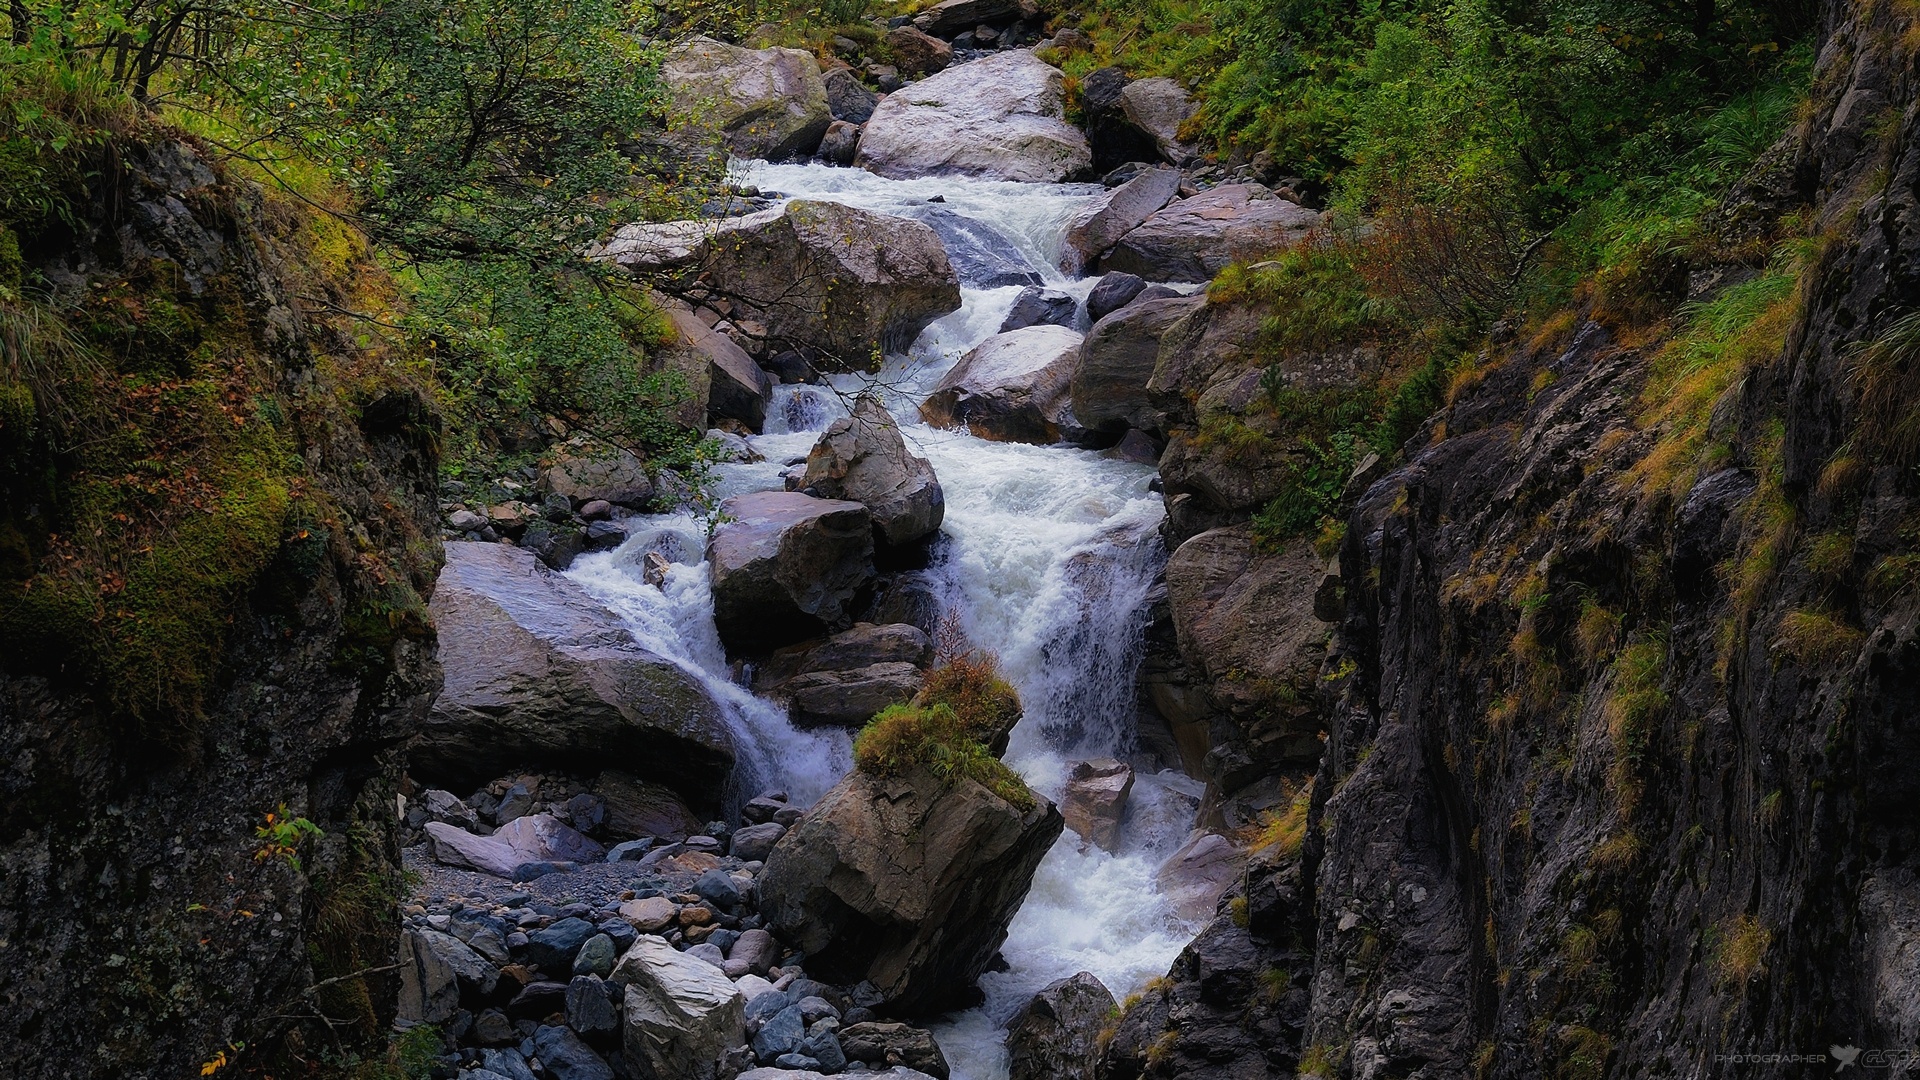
[908, 208, 1043, 288]
[1060, 758, 1132, 852]
[818, 119, 861, 164]
[998, 286, 1078, 333]
[839, 1023, 951, 1079]
[1006, 972, 1116, 1080]
[1058, 168, 1181, 274]
[397, 926, 497, 1024]
[419, 543, 734, 797]
[612, 936, 747, 1080]
[739, 1070, 941, 1080]
[1156, 831, 1245, 921]
[1118, 77, 1199, 165]
[604, 201, 960, 369]
[823, 67, 878, 123]
[534, 1024, 614, 1080]
[707, 491, 877, 654]
[1079, 67, 1160, 172]
[661, 305, 772, 431]
[752, 623, 935, 691]
[662, 36, 832, 160]
[618, 896, 679, 934]
[731, 821, 788, 862]
[802, 395, 945, 547]
[757, 765, 1064, 1014]
[425, 814, 606, 878]
[887, 25, 952, 75]
[539, 445, 654, 510]
[1100, 184, 1320, 283]
[595, 771, 704, 841]
[855, 52, 1091, 183]
[912, 0, 1029, 37]
[782, 662, 927, 726]
[920, 325, 1083, 444]
[1069, 293, 1204, 437]
[1085, 272, 1148, 321]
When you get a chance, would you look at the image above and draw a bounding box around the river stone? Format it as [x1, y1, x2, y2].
[998, 286, 1078, 333]
[708, 491, 877, 654]
[424, 814, 604, 879]
[420, 543, 734, 796]
[752, 623, 935, 692]
[729, 927, 781, 976]
[566, 974, 621, 1036]
[398, 926, 496, 1024]
[731, 821, 787, 862]
[757, 765, 1063, 1014]
[574, 933, 617, 977]
[1100, 184, 1320, 283]
[911, 0, 1028, 36]
[662, 36, 832, 160]
[1058, 167, 1181, 274]
[855, 52, 1091, 183]
[1085, 272, 1148, 322]
[1006, 972, 1115, 1080]
[907, 208, 1043, 288]
[604, 201, 959, 370]
[612, 936, 747, 1080]
[802, 394, 945, 547]
[920, 325, 1084, 445]
[1070, 293, 1204, 438]
[818, 119, 861, 165]
[839, 1022, 952, 1079]
[539, 445, 654, 509]
[618, 896, 679, 934]
[824, 67, 878, 123]
[738, 1069, 942, 1080]
[1060, 758, 1133, 852]
[753, 1001, 807, 1061]
[887, 25, 952, 75]
[534, 1024, 615, 1080]
[661, 305, 772, 431]
[528, 917, 599, 976]
[1118, 77, 1199, 165]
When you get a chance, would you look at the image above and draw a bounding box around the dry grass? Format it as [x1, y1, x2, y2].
[1716, 914, 1772, 984]
[1253, 778, 1314, 856]
[1772, 609, 1866, 667]
[916, 651, 1023, 746]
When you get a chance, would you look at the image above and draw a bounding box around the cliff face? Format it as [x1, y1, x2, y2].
[1109, 0, 1920, 1074]
[0, 135, 440, 1077]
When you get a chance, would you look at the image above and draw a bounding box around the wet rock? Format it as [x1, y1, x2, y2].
[1079, 67, 1160, 172]
[803, 395, 945, 547]
[1118, 77, 1199, 165]
[539, 445, 654, 510]
[758, 764, 1063, 1014]
[823, 67, 878, 123]
[1100, 184, 1320, 283]
[1060, 758, 1132, 852]
[420, 543, 734, 796]
[1084, 272, 1148, 322]
[887, 25, 952, 75]
[527, 917, 599, 976]
[595, 772, 705, 842]
[612, 936, 748, 1080]
[753, 623, 935, 691]
[817, 119, 862, 164]
[1070, 293, 1204, 437]
[920, 325, 1084, 445]
[905, 207, 1044, 288]
[753, 1001, 807, 1061]
[1058, 167, 1181, 274]
[781, 662, 926, 726]
[839, 1022, 951, 1079]
[911, 0, 1029, 37]
[573, 933, 617, 977]
[660, 304, 772, 431]
[855, 52, 1091, 183]
[1006, 971, 1115, 1080]
[998, 286, 1078, 333]
[707, 491, 877, 654]
[1156, 831, 1245, 921]
[604, 201, 959, 368]
[661, 36, 832, 160]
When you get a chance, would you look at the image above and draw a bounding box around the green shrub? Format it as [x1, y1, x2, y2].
[915, 653, 1022, 747]
[853, 703, 1036, 810]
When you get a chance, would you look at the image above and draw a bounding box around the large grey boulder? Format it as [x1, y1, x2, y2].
[1006, 972, 1116, 1080]
[611, 936, 747, 1080]
[398, 926, 499, 1023]
[823, 67, 877, 123]
[1156, 831, 1245, 921]
[1101, 184, 1320, 283]
[661, 305, 772, 431]
[912, 0, 1030, 36]
[802, 395, 944, 547]
[708, 491, 877, 654]
[1058, 167, 1181, 274]
[757, 765, 1063, 1014]
[855, 52, 1091, 183]
[539, 443, 654, 509]
[781, 663, 926, 727]
[1118, 77, 1200, 165]
[424, 813, 605, 878]
[661, 37, 832, 160]
[1069, 293, 1204, 437]
[920, 324, 1083, 444]
[839, 1023, 951, 1078]
[419, 543, 734, 796]
[752, 622, 935, 689]
[604, 201, 960, 370]
[751, 622, 933, 725]
[998, 286, 1078, 332]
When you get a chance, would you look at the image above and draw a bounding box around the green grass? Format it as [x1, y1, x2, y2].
[853, 703, 1037, 810]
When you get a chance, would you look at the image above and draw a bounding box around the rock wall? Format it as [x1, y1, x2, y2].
[1107, 1, 1920, 1074]
[0, 138, 440, 1076]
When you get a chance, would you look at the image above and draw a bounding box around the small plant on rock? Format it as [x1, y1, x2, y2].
[853, 703, 1035, 810]
[253, 805, 323, 871]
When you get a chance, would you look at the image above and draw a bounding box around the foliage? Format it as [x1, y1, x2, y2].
[1253, 778, 1312, 856]
[253, 805, 324, 871]
[915, 652, 1023, 748]
[1714, 913, 1771, 983]
[1772, 609, 1864, 667]
[1210, 237, 1393, 354]
[1603, 637, 1668, 817]
[1848, 308, 1920, 468]
[853, 702, 1037, 810]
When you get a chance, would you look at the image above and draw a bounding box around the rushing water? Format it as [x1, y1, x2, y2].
[567, 160, 1205, 1080]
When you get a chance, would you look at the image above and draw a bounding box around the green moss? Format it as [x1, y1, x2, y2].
[853, 702, 1037, 810]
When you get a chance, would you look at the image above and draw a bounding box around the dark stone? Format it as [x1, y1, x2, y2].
[565, 975, 619, 1037]
[695, 868, 742, 911]
[525, 917, 597, 976]
[998, 286, 1078, 333]
[1085, 272, 1147, 322]
[753, 1002, 808, 1061]
[532, 1024, 614, 1080]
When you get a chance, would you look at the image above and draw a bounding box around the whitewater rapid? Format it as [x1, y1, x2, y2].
[567, 160, 1205, 1080]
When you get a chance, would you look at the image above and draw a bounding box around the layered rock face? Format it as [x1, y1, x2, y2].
[421, 542, 735, 799]
[0, 139, 441, 1075]
[1107, 8, 1920, 1074]
[757, 766, 1064, 1014]
[1099, 184, 1320, 283]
